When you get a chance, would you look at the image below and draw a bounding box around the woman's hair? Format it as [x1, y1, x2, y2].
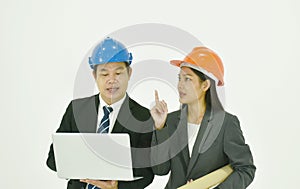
[191, 68, 224, 111]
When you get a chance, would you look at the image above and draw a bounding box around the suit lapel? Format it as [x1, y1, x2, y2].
[186, 105, 211, 178]
[198, 109, 225, 154]
[180, 146, 190, 174]
[186, 120, 209, 178]
[112, 94, 131, 133]
[72, 94, 99, 133]
[172, 106, 190, 173]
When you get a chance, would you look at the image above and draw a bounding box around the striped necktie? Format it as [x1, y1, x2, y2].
[97, 106, 113, 133]
[87, 184, 100, 189]
[87, 106, 113, 189]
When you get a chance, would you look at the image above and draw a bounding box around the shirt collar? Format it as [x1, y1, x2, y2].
[98, 94, 126, 111]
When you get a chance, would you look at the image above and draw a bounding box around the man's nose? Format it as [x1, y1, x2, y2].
[107, 74, 117, 83]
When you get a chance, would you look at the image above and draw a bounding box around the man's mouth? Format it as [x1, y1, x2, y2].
[179, 91, 186, 98]
[107, 87, 119, 93]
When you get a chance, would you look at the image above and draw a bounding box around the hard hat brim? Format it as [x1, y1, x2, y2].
[170, 60, 183, 67]
[170, 60, 224, 86]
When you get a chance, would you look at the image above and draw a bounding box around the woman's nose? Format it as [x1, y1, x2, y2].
[178, 80, 183, 89]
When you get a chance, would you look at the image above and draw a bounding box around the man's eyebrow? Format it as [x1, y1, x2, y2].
[99, 68, 108, 72]
[99, 66, 125, 72]
[115, 66, 126, 71]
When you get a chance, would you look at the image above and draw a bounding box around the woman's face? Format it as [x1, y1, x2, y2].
[177, 67, 207, 105]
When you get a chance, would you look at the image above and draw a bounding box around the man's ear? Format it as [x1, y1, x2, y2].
[202, 79, 211, 91]
[92, 70, 97, 80]
[128, 67, 132, 78]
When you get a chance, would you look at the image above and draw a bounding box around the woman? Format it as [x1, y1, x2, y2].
[150, 46, 256, 189]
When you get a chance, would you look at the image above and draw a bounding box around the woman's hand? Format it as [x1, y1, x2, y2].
[150, 90, 168, 130]
[80, 179, 118, 189]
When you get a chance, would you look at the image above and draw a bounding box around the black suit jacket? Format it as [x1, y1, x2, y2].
[152, 105, 256, 189]
[47, 94, 154, 189]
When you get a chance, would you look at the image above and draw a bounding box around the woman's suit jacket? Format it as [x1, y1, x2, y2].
[46, 94, 154, 189]
[152, 105, 256, 189]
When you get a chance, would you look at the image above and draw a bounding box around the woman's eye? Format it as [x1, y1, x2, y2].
[185, 78, 191, 81]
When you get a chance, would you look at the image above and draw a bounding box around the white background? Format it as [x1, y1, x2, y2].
[1, 0, 300, 188]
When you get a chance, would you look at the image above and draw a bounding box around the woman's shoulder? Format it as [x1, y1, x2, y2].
[167, 109, 181, 119]
[223, 111, 239, 122]
[222, 111, 243, 132]
[163, 110, 181, 127]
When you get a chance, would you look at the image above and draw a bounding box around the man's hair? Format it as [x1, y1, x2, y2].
[93, 62, 131, 74]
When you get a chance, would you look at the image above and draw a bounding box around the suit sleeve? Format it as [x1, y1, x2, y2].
[118, 104, 155, 189]
[217, 115, 256, 189]
[46, 101, 75, 171]
[118, 168, 154, 189]
[151, 125, 172, 176]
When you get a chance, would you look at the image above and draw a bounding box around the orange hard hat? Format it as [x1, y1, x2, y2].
[170, 46, 224, 86]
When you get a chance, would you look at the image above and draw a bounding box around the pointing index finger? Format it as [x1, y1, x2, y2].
[155, 90, 159, 104]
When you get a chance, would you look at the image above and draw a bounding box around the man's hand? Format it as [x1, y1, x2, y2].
[150, 90, 168, 130]
[80, 179, 118, 189]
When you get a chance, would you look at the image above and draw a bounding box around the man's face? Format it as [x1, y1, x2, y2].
[93, 62, 132, 105]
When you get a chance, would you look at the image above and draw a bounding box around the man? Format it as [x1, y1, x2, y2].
[46, 37, 154, 189]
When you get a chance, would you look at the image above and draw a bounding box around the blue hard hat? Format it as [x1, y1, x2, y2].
[88, 37, 132, 69]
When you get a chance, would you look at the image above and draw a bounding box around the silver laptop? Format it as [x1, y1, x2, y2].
[52, 133, 142, 181]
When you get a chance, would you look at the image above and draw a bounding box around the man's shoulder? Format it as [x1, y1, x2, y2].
[71, 94, 97, 103]
[128, 97, 151, 120]
[128, 97, 148, 110]
[69, 94, 98, 111]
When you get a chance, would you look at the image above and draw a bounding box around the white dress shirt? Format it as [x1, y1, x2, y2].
[187, 122, 201, 157]
[86, 95, 126, 189]
[97, 94, 126, 133]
